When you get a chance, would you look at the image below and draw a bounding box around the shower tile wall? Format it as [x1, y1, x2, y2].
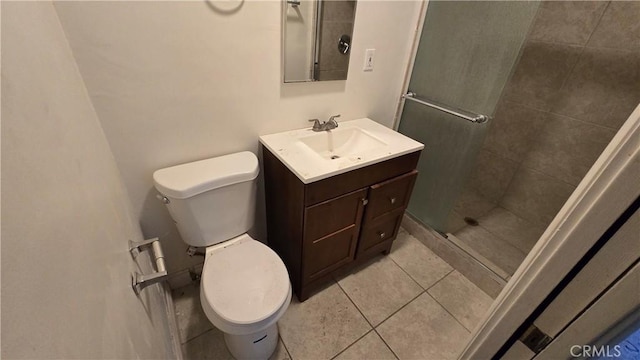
[316, 0, 356, 80]
[456, 1, 640, 231]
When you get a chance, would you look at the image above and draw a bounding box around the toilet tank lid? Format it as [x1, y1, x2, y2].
[153, 151, 259, 199]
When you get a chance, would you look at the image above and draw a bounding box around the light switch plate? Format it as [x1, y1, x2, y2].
[364, 48, 376, 71]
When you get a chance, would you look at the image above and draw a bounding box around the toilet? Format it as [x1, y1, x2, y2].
[153, 151, 291, 360]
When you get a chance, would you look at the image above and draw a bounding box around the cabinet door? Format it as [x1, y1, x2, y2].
[303, 188, 367, 282]
[364, 170, 418, 222]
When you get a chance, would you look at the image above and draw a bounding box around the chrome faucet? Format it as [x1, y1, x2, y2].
[308, 114, 340, 132]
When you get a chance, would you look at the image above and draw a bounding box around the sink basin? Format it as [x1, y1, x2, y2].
[259, 118, 424, 184]
[298, 127, 387, 160]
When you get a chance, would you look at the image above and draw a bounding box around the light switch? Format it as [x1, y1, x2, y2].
[364, 48, 376, 71]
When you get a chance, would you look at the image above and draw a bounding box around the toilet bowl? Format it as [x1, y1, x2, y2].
[153, 151, 291, 359]
[200, 234, 291, 359]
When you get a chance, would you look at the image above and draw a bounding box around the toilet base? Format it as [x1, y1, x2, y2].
[223, 322, 279, 360]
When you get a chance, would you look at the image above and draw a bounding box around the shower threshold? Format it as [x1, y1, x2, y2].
[401, 213, 508, 298]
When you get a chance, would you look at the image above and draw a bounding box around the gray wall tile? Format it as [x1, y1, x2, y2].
[317, 69, 348, 81]
[500, 167, 575, 226]
[466, 149, 519, 203]
[452, 187, 496, 220]
[322, 0, 356, 23]
[483, 101, 549, 162]
[587, 1, 640, 51]
[503, 41, 582, 111]
[477, 207, 546, 253]
[318, 21, 353, 73]
[529, 1, 608, 45]
[522, 114, 617, 186]
[551, 47, 640, 129]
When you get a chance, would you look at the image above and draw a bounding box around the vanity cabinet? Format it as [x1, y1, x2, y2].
[262, 145, 420, 301]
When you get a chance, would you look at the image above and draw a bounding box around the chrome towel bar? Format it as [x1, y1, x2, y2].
[129, 238, 168, 295]
[402, 92, 490, 124]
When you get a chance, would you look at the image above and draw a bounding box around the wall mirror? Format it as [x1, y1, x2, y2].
[283, 0, 357, 83]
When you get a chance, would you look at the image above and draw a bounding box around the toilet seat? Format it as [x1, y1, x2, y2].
[200, 234, 291, 335]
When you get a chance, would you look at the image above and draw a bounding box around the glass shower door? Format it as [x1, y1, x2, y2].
[398, 1, 540, 233]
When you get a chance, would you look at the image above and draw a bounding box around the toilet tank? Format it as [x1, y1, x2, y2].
[153, 151, 259, 247]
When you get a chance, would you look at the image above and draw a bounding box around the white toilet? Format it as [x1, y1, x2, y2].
[153, 151, 291, 360]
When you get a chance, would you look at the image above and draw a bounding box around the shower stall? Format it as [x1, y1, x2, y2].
[397, 1, 639, 291]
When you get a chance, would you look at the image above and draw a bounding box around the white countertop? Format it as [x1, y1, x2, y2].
[259, 118, 424, 184]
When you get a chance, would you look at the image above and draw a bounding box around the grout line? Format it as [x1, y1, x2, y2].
[387, 252, 431, 291]
[371, 291, 429, 360]
[335, 280, 375, 329]
[375, 290, 425, 330]
[425, 268, 456, 292]
[183, 328, 214, 346]
[277, 334, 293, 360]
[474, 213, 534, 257]
[328, 329, 374, 360]
[337, 272, 428, 335]
[555, 2, 609, 93]
[373, 328, 400, 360]
[424, 292, 474, 334]
[500, 95, 623, 132]
[584, 1, 611, 51]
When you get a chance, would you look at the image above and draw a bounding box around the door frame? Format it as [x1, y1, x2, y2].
[392, 0, 428, 131]
[460, 104, 640, 358]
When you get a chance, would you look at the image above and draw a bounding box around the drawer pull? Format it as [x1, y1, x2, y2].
[378, 232, 386, 239]
[389, 197, 397, 204]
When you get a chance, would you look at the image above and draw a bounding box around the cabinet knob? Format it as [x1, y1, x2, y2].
[389, 197, 396, 204]
[378, 232, 386, 239]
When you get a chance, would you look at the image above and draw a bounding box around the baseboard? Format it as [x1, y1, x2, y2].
[162, 282, 183, 360]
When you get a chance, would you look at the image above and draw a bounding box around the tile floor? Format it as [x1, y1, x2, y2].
[454, 206, 546, 277]
[173, 228, 494, 360]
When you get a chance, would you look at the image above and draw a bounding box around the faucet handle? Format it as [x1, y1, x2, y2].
[308, 119, 323, 131]
[329, 114, 341, 122]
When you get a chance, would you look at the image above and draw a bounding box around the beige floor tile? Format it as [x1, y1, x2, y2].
[337, 255, 423, 326]
[400, 220, 506, 298]
[172, 283, 213, 343]
[427, 271, 494, 332]
[181, 328, 233, 360]
[377, 293, 471, 360]
[390, 230, 453, 289]
[278, 281, 371, 360]
[270, 338, 292, 360]
[334, 331, 397, 360]
[181, 328, 290, 360]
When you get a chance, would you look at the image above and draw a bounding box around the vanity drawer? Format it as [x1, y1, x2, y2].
[364, 170, 417, 221]
[357, 209, 404, 256]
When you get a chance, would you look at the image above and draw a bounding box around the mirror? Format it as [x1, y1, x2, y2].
[283, 0, 357, 82]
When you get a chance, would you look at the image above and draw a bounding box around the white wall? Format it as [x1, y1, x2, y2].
[53, 0, 422, 278]
[1, 2, 173, 358]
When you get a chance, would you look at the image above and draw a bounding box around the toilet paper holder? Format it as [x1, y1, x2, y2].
[129, 238, 168, 295]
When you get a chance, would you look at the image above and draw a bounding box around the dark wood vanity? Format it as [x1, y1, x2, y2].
[262, 145, 421, 301]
